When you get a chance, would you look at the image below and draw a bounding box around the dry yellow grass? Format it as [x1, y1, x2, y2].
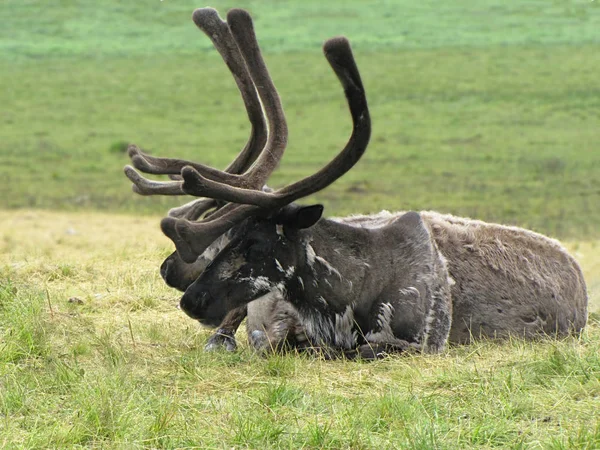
[1, 209, 175, 308]
[0, 210, 191, 366]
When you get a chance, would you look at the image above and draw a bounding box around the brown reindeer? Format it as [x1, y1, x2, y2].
[126, 8, 587, 358]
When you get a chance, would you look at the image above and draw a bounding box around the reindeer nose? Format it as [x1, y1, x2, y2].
[160, 258, 172, 282]
[179, 286, 213, 320]
[179, 291, 198, 319]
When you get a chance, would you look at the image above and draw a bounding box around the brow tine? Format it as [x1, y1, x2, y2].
[161, 204, 259, 263]
[124, 165, 184, 195]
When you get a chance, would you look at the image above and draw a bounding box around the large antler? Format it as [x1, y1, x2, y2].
[162, 10, 371, 263]
[124, 7, 287, 206]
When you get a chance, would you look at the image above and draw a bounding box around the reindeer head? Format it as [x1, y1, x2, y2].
[125, 8, 370, 325]
[179, 204, 326, 323]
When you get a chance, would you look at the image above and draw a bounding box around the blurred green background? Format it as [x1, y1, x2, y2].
[2, 0, 599, 238]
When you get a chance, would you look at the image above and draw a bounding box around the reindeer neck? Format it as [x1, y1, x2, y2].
[287, 218, 371, 315]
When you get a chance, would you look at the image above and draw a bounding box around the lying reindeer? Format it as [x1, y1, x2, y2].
[126, 8, 588, 357]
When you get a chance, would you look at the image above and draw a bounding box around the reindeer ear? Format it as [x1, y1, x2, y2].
[294, 204, 324, 229]
[277, 204, 324, 230]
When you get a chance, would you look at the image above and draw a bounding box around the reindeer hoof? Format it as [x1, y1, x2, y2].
[205, 329, 237, 352]
[248, 330, 269, 351]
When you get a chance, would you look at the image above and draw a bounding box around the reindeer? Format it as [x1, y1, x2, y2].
[126, 8, 588, 358]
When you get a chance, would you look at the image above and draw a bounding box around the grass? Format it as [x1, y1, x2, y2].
[1, 0, 600, 238]
[2, 0, 600, 447]
[0, 210, 599, 448]
[3, 0, 600, 59]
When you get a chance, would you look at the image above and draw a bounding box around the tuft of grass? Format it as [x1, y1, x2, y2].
[260, 383, 305, 408]
[0, 282, 50, 363]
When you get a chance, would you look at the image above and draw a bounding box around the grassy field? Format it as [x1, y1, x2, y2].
[0, 210, 599, 448]
[2, 0, 600, 448]
[2, 0, 600, 237]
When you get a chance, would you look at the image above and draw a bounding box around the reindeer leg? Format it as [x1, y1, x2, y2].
[246, 295, 307, 353]
[204, 305, 248, 352]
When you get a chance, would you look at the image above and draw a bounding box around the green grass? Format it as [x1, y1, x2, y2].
[3, 0, 600, 58]
[0, 211, 599, 448]
[2, 0, 600, 238]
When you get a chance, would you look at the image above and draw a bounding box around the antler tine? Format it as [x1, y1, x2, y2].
[226, 8, 288, 185]
[181, 37, 370, 209]
[167, 198, 218, 219]
[128, 9, 268, 182]
[124, 7, 269, 202]
[181, 8, 289, 197]
[124, 148, 218, 218]
[124, 165, 184, 195]
[166, 36, 371, 262]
